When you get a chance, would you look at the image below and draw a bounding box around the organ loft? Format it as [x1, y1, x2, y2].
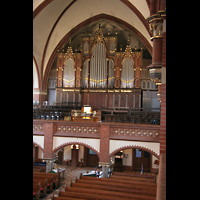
[48, 22, 159, 111]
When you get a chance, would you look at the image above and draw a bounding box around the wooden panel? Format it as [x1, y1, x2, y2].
[107, 93, 113, 107]
[128, 93, 133, 108]
[133, 149, 151, 172]
[120, 93, 126, 107]
[81, 93, 88, 106]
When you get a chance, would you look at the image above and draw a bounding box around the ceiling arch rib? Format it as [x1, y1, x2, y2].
[43, 0, 152, 76]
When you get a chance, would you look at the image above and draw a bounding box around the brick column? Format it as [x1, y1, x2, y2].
[43, 122, 54, 158]
[99, 124, 110, 163]
[156, 20, 166, 200]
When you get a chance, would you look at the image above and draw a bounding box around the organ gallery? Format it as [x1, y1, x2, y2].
[48, 21, 159, 111]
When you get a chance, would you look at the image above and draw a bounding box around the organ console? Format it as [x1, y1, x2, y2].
[72, 105, 98, 122]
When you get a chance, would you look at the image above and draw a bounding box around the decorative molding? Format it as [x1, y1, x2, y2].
[33, 124, 43, 131]
[56, 125, 98, 134]
[112, 128, 159, 137]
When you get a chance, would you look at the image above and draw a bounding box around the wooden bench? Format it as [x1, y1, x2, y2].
[71, 182, 156, 197]
[33, 182, 41, 200]
[110, 174, 155, 183]
[76, 179, 156, 193]
[53, 195, 86, 200]
[112, 171, 155, 179]
[80, 175, 157, 188]
[33, 178, 48, 196]
[66, 186, 156, 200]
[60, 191, 128, 200]
[33, 174, 54, 192]
[33, 171, 60, 189]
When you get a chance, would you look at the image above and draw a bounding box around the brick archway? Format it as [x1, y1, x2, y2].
[110, 145, 159, 159]
[33, 141, 44, 152]
[53, 141, 100, 158]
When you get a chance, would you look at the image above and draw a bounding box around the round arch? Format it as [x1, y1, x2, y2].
[42, 13, 152, 90]
[53, 141, 100, 158]
[110, 145, 159, 159]
[33, 141, 44, 152]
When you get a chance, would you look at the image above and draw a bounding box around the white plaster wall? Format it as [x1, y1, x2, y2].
[38, 148, 43, 159]
[152, 155, 159, 169]
[79, 145, 84, 162]
[122, 149, 132, 166]
[33, 59, 39, 88]
[110, 140, 159, 156]
[53, 137, 100, 153]
[33, 135, 44, 148]
[63, 145, 71, 160]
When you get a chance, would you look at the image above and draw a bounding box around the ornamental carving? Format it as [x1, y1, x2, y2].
[56, 125, 98, 134]
[33, 124, 43, 131]
[112, 128, 159, 137]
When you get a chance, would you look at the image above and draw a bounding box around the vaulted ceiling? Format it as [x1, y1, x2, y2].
[33, 0, 152, 90]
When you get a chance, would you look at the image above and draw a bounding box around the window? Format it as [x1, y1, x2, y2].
[89, 149, 96, 155]
[144, 151, 150, 158]
[135, 149, 141, 157]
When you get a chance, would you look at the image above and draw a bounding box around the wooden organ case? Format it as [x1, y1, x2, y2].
[55, 24, 143, 110]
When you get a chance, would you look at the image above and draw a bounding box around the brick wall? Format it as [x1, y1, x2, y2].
[99, 125, 110, 163]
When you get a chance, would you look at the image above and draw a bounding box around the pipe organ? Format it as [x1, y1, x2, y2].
[52, 24, 155, 110]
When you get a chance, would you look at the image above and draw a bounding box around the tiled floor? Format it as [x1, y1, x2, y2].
[44, 165, 97, 200]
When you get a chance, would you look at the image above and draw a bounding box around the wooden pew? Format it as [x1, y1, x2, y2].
[60, 191, 128, 200]
[80, 175, 157, 188]
[53, 195, 86, 200]
[33, 178, 48, 196]
[33, 182, 41, 200]
[110, 174, 155, 183]
[112, 171, 155, 180]
[71, 182, 156, 197]
[33, 174, 54, 192]
[33, 171, 59, 189]
[65, 186, 156, 200]
[76, 179, 156, 193]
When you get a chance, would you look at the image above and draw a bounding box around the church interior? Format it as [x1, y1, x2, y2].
[33, 0, 166, 199]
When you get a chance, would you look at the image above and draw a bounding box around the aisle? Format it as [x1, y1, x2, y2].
[44, 165, 96, 200]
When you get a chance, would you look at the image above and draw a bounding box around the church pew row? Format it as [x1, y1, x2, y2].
[112, 171, 155, 179]
[33, 182, 41, 200]
[80, 175, 157, 188]
[33, 178, 48, 197]
[71, 182, 156, 197]
[76, 178, 156, 193]
[53, 196, 86, 200]
[33, 176, 53, 192]
[64, 186, 155, 200]
[60, 191, 129, 200]
[109, 174, 155, 182]
[33, 171, 60, 189]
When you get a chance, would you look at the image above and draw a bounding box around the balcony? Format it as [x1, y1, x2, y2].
[33, 102, 160, 125]
[33, 119, 160, 143]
